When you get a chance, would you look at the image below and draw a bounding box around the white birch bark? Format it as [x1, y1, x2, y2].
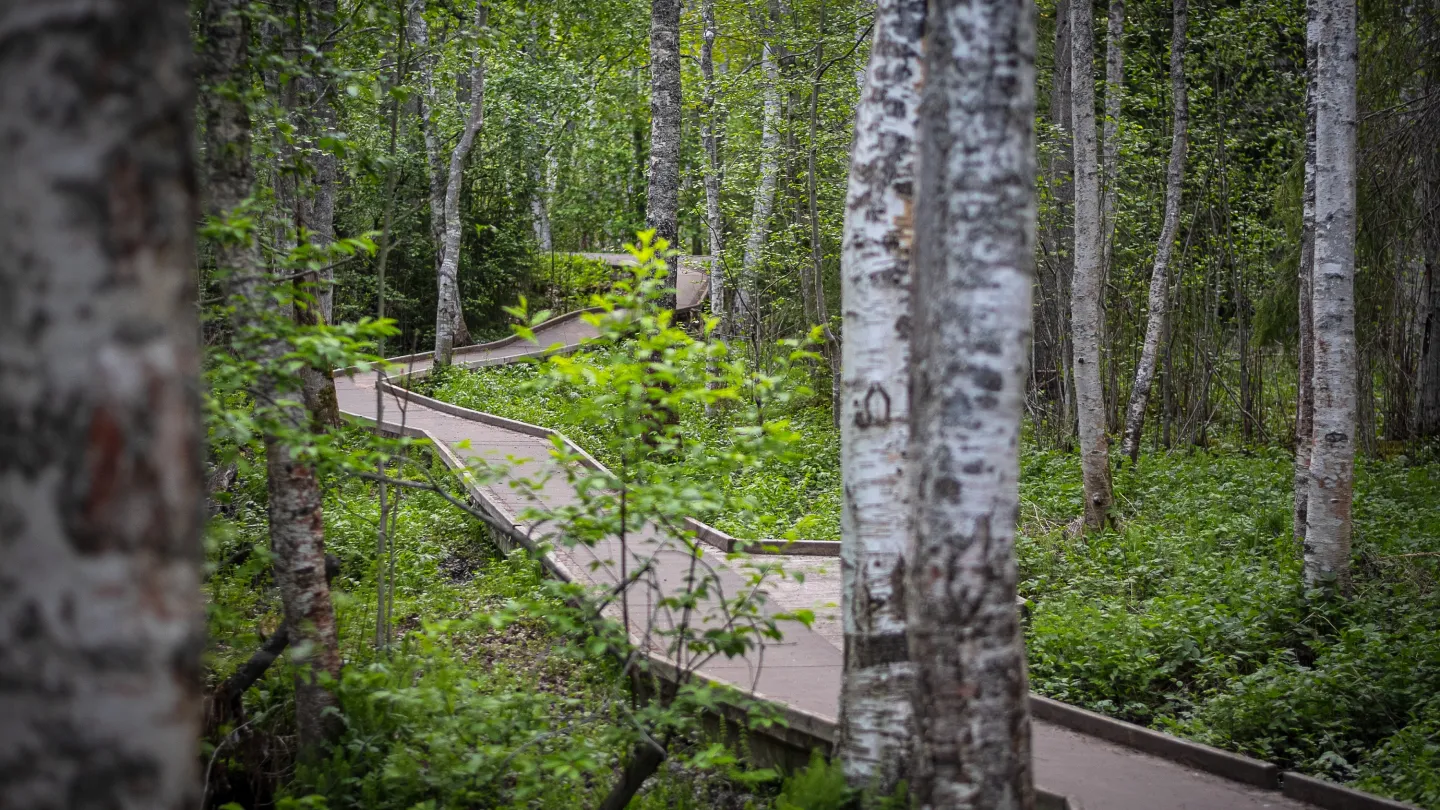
[1070, 0, 1114, 531]
[647, 0, 682, 308]
[1295, 0, 1319, 537]
[1303, 0, 1357, 590]
[701, 0, 726, 325]
[837, 0, 925, 790]
[906, 0, 1036, 806]
[0, 3, 204, 805]
[1100, 0, 1124, 277]
[734, 41, 782, 334]
[1120, 0, 1186, 462]
[433, 1, 489, 366]
[530, 164, 553, 252]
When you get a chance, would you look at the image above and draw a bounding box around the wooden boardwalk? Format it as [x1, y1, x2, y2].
[333, 260, 1327, 810]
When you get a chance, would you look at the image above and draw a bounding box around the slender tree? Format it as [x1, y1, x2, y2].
[1120, 0, 1187, 462]
[1070, 0, 1114, 530]
[431, 1, 489, 366]
[735, 35, 782, 334]
[1416, 15, 1440, 438]
[837, 0, 926, 791]
[200, 0, 343, 747]
[1100, 0, 1125, 276]
[701, 0, 726, 325]
[1294, 0, 1320, 537]
[1302, 0, 1358, 591]
[0, 2, 203, 806]
[646, 0, 682, 307]
[906, 0, 1036, 805]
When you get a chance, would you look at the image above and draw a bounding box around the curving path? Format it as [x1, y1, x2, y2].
[334, 258, 1329, 810]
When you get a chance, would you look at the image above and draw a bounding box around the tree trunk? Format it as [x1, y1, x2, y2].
[1120, 0, 1186, 463]
[1303, 0, 1357, 592]
[734, 40, 782, 337]
[530, 164, 553, 253]
[646, 0, 682, 307]
[837, 0, 925, 791]
[432, 2, 489, 366]
[806, 0, 843, 423]
[200, 0, 342, 748]
[0, 3, 203, 806]
[906, 0, 1036, 806]
[701, 0, 726, 329]
[1100, 0, 1124, 279]
[1416, 19, 1440, 438]
[1294, 0, 1319, 538]
[1039, 0, 1075, 445]
[1070, 0, 1114, 531]
[303, 0, 339, 324]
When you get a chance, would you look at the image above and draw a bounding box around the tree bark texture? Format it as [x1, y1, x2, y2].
[735, 40, 783, 335]
[1294, 0, 1319, 538]
[837, 0, 925, 791]
[906, 0, 1036, 806]
[1416, 19, 1440, 438]
[1070, 0, 1115, 530]
[200, 0, 342, 748]
[701, 0, 726, 328]
[1100, 0, 1124, 278]
[1120, 0, 1186, 463]
[432, 2, 489, 366]
[1303, 0, 1357, 591]
[646, 0, 682, 307]
[0, 1, 204, 806]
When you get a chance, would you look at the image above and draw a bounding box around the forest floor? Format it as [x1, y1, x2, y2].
[429, 357, 1440, 809]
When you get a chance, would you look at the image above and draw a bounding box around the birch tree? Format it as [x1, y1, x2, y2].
[1119, 0, 1187, 462]
[1303, 0, 1358, 591]
[906, 0, 1036, 805]
[837, 0, 925, 791]
[430, 1, 489, 366]
[1070, 0, 1115, 531]
[200, 0, 342, 747]
[734, 37, 782, 334]
[646, 0, 682, 307]
[1294, 0, 1319, 537]
[701, 0, 726, 326]
[1100, 0, 1125, 276]
[0, 1, 204, 805]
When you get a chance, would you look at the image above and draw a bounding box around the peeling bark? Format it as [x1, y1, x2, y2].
[906, 0, 1036, 806]
[647, 0, 682, 308]
[1303, 0, 1357, 591]
[1120, 0, 1186, 463]
[200, 0, 342, 748]
[1071, 0, 1115, 531]
[432, 2, 489, 366]
[0, 2, 204, 806]
[837, 0, 925, 791]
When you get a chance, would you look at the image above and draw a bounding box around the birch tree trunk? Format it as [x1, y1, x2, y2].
[433, 2, 489, 367]
[304, 0, 339, 324]
[1294, 0, 1318, 537]
[1071, 0, 1115, 531]
[647, 0, 682, 308]
[1303, 0, 1357, 591]
[906, 0, 1036, 806]
[837, 0, 925, 791]
[200, 0, 342, 748]
[734, 41, 782, 336]
[1120, 0, 1186, 463]
[411, 4, 471, 355]
[1100, 0, 1124, 278]
[530, 163, 553, 253]
[701, 0, 726, 328]
[0, 3, 203, 806]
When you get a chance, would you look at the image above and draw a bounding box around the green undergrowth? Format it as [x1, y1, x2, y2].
[433, 358, 1440, 808]
[204, 429, 862, 809]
